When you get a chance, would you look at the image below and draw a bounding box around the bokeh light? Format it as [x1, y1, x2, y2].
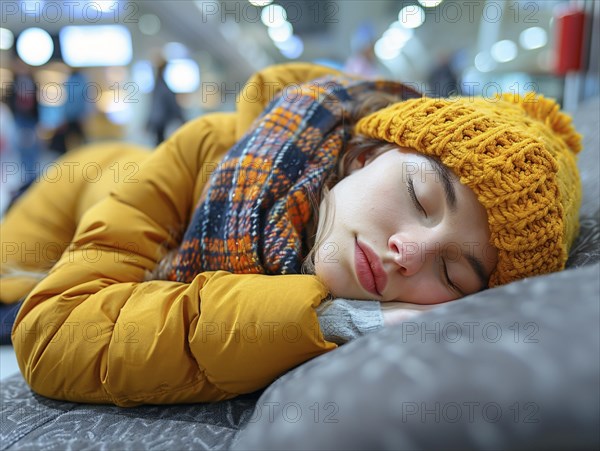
[16, 28, 54, 66]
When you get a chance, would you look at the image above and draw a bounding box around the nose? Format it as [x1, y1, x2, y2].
[388, 233, 426, 277]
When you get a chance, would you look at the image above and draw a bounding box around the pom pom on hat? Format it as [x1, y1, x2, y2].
[355, 93, 582, 287]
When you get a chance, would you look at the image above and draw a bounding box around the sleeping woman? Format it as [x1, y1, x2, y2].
[0, 63, 581, 406]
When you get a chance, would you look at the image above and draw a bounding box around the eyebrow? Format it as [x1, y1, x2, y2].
[421, 154, 489, 291]
[422, 155, 457, 213]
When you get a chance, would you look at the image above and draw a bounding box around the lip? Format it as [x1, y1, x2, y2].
[354, 238, 388, 297]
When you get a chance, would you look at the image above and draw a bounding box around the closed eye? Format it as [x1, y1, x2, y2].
[407, 175, 427, 218]
[441, 258, 464, 297]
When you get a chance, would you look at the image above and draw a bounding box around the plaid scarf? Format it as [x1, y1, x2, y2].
[165, 75, 416, 282]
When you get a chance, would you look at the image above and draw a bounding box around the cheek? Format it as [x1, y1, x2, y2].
[355, 182, 403, 222]
[314, 256, 346, 297]
[392, 278, 455, 305]
[413, 288, 455, 305]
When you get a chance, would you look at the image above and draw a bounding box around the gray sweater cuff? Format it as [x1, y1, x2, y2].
[316, 298, 384, 345]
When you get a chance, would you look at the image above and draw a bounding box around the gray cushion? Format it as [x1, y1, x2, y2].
[567, 213, 600, 268]
[568, 96, 600, 268]
[573, 96, 600, 219]
[234, 263, 600, 450]
[0, 374, 258, 450]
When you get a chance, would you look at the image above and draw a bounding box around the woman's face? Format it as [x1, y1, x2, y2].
[313, 147, 498, 305]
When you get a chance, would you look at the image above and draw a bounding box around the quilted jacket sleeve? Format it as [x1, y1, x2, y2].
[0, 143, 149, 304]
[11, 63, 339, 406]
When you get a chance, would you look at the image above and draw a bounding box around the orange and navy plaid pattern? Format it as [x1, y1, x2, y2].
[165, 75, 418, 282]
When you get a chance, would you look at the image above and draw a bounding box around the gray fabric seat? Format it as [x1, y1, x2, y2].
[1, 379, 258, 450]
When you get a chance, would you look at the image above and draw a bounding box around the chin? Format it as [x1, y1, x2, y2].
[330, 282, 369, 301]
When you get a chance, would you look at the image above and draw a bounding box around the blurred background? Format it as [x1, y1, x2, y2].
[0, 0, 598, 215]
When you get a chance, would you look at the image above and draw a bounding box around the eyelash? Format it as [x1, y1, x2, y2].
[441, 258, 462, 297]
[407, 176, 461, 296]
[407, 176, 427, 218]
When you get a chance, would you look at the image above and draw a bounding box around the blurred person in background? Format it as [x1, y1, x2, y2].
[50, 68, 90, 154]
[344, 22, 381, 79]
[146, 58, 185, 145]
[6, 57, 41, 186]
[0, 101, 17, 157]
[0, 101, 19, 216]
[427, 52, 462, 98]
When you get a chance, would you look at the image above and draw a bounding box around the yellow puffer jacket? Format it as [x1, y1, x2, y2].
[3, 63, 341, 406]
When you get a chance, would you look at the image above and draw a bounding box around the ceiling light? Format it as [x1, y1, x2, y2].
[268, 21, 293, 42]
[261, 4, 287, 27]
[398, 5, 425, 29]
[490, 39, 518, 63]
[0, 28, 14, 50]
[374, 38, 400, 60]
[164, 59, 200, 93]
[383, 26, 413, 48]
[276, 35, 304, 59]
[139, 14, 161, 36]
[519, 27, 547, 50]
[249, 0, 273, 6]
[474, 51, 497, 72]
[60, 25, 132, 67]
[17, 28, 54, 66]
[418, 0, 443, 7]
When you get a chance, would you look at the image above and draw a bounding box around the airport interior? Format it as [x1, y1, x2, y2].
[0, 1, 599, 449]
[1, 1, 598, 210]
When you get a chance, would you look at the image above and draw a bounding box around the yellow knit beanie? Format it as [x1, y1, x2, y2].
[355, 92, 582, 287]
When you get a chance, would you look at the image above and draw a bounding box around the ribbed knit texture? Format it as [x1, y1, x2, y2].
[316, 299, 384, 344]
[165, 76, 418, 282]
[356, 92, 582, 286]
